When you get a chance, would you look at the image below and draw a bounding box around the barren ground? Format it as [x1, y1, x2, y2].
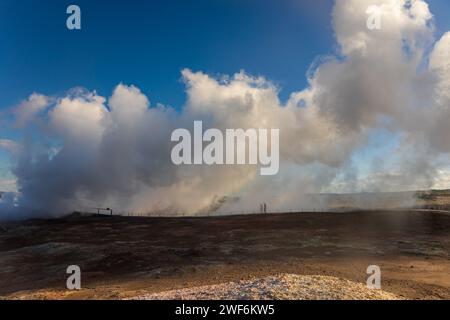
[0, 210, 449, 299]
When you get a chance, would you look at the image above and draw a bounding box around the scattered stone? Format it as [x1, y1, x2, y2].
[131, 274, 403, 300]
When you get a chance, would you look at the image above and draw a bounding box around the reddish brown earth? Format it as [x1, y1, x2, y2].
[0, 210, 449, 299]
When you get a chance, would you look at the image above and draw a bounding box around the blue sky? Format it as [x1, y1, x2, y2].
[0, 0, 335, 110]
[1, 0, 450, 192]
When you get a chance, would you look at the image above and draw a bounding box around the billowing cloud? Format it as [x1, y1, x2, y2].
[14, 93, 50, 128]
[1, 0, 450, 220]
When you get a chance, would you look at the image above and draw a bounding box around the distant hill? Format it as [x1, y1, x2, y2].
[309, 189, 450, 211]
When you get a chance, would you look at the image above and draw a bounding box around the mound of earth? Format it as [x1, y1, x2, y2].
[132, 274, 403, 300]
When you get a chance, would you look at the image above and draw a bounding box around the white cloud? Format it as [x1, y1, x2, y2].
[2, 0, 450, 219]
[50, 92, 108, 146]
[0, 139, 20, 155]
[14, 93, 50, 127]
[0, 178, 17, 192]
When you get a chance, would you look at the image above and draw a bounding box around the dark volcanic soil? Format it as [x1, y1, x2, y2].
[0, 210, 449, 299]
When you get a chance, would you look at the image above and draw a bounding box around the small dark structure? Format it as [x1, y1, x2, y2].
[93, 207, 113, 216]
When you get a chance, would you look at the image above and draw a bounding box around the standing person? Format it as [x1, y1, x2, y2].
[264, 203, 267, 214]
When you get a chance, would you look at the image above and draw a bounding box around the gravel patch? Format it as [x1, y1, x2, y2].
[132, 274, 403, 300]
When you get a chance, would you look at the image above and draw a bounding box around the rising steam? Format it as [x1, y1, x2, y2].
[1, 0, 450, 220]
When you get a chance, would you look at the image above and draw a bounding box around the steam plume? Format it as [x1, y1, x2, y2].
[1, 0, 450, 219]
